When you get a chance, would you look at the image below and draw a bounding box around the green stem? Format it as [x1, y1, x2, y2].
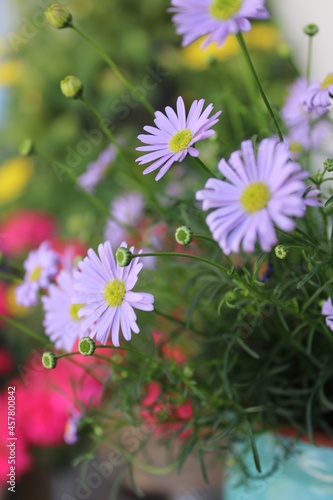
[79, 97, 159, 202]
[192, 233, 235, 269]
[72, 26, 155, 116]
[0, 272, 22, 282]
[193, 233, 220, 245]
[38, 151, 111, 218]
[57, 351, 80, 359]
[236, 33, 284, 141]
[306, 36, 313, 84]
[79, 97, 125, 157]
[0, 315, 46, 344]
[188, 156, 217, 178]
[131, 251, 227, 274]
[154, 307, 199, 335]
[97, 437, 181, 475]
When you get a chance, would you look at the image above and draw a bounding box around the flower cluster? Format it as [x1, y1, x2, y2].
[5, 0, 333, 490]
[170, 0, 269, 48]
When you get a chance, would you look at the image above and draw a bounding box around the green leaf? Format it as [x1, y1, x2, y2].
[207, 417, 241, 445]
[128, 466, 144, 498]
[306, 385, 318, 444]
[186, 282, 213, 328]
[222, 341, 234, 399]
[245, 406, 272, 414]
[241, 263, 253, 279]
[325, 194, 333, 207]
[177, 438, 196, 473]
[319, 386, 333, 411]
[253, 252, 266, 280]
[129, 328, 155, 358]
[246, 420, 261, 473]
[235, 338, 260, 360]
[198, 448, 209, 484]
[296, 260, 330, 289]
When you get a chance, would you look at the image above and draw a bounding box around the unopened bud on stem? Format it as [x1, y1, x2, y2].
[275, 245, 288, 260]
[60, 75, 83, 99]
[19, 138, 34, 157]
[42, 352, 57, 370]
[175, 226, 193, 246]
[303, 24, 319, 37]
[116, 247, 132, 267]
[45, 4, 73, 29]
[78, 337, 96, 356]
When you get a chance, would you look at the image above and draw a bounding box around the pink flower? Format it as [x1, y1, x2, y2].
[141, 382, 193, 439]
[153, 330, 187, 365]
[0, 281, 11, 326]
[142, 381, 162, 407]
[16, 350, 106, 447]
[0, 346, 15, 376]
[0, 210, 57, 256]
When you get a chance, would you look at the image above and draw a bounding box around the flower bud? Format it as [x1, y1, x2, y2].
[94, 425, 103, 437]
[175, 226, 193, 246]
[19, 138, 34, 157]
[116, 247, 132, 267]
[45, 5, 73, 29]
[183, 366, 193, 378]
[60, 76, 83, 99]
[275, 245, 288, 260]
[78, 337, 96, 356]
[324, 158, 333, 173]
[303, 24, 319, 37]
[42, 351, 57, 370]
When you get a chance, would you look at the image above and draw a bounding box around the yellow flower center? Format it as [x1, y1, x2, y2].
[103, 279, 126, 307]
[29, 266, 42, 282]
[289, 142, 302, 154]
[210, 0, 242, 20]
[321, 73, 333, 90]
[69, 303, 83, 321]
[169, 129, 193, 153]
[240, 182, 270, 214]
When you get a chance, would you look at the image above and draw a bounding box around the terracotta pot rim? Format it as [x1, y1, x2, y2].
[277, 427, 333, 448]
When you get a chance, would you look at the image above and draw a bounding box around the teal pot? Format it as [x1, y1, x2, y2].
[223, 432, 333, 499]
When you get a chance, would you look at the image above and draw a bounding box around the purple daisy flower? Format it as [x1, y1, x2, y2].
[136, 96, 221, 181]
[282, 78, 310, 129]
[15, 242, 60, 308]
[322, 297, 333, 332]
[282, 78, 331, 152]
[303, 73, 333, 115]
[196, 139, 308, 254]
[42, 269, 88, 352]
[64, 408, 83, 445]
[104, 192, 144, 248]
[72, 241, 154, 346]
[169, 0, 270, 48]
[77, 144, 117, 193]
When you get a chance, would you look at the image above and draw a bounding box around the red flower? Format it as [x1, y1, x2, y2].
[0, 210, 57, 256]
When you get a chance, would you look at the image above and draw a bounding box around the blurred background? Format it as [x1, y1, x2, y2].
[0, 1, 332, 499]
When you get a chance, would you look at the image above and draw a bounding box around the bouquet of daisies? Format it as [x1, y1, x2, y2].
[2, 0, 333, 492]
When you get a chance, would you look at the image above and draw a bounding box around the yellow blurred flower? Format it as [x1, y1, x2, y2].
[182, 24, 282, 70]
[6, 284, 31, 318]
[0, 59, 24, 86]
[0, 157, 34, 204]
